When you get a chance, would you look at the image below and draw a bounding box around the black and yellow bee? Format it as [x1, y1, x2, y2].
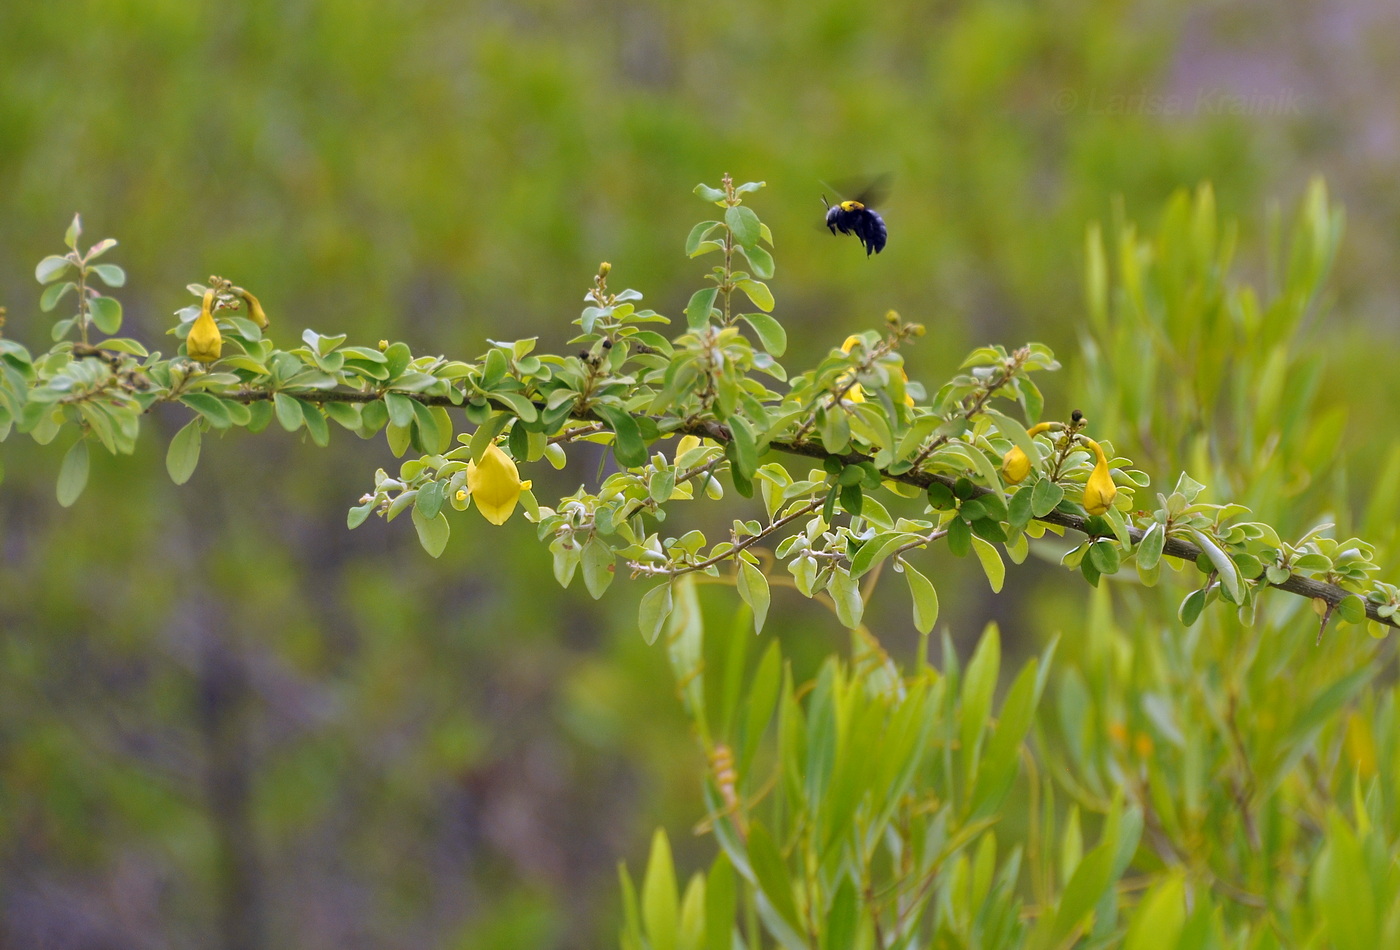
[822, 180, 888, 256]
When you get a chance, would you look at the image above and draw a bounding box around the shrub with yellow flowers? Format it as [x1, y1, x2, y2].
[5, 178, 1400, 950]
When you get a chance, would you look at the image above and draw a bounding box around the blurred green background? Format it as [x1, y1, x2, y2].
[1, 1, 1397, 947]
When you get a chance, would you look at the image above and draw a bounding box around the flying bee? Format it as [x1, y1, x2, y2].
[821, 177, 889, 256]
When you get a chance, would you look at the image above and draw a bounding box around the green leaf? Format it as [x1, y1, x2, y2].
[301, 404, 330, 447]
[739, 312, 786, 356]
[1123, 873, 1186, 950]
[686, 287, 718, 330]
[56, 437, 90, 507]
[1031, 478, 1064, 518]
[1338, 594, 1366, 625]
[384, 391, 415, 428]
[1008, 485, 1034, 528]
[346, 500, 374, 529]
[1186, 528, 1242, 603]
[594, 404, 647, 467]
[971, 536, 1006, 592]
[415, 479, 445, 520]
[736, 279, 774, 312]
[1179, 588, 1207, 626]
[825, 877, 859, 950]
[1137, 522, 1165, 571]
[64, 214, 82, 249]
[902, 561, 940, 634]
[273, 392, 305, 432]
[850, 531, 904, 579]
[411, 504, 450, 558]
[947, 516, 971, 558]
[828, 570, 863, 629]
[88, 295, 122, 335]
[738, 242, 775, 279]
[581, 538, 615, 599]
[1088, 540, 1121, 575]
[685, 220, 722, 256]
[737, 561, 771, 633]
[694, 183, 726, 202]
[166, 420, 202, 485]
[704, 855, 736, 950]
[641, 829, 679, 950]
[983, 408, 1039, 465]
[725, 206, 762, 247]
[90, 263, 126, 287]
[746, 823, 804, 944]
[180, 393, 232, 429]
[726, 416, 759, 480]
[639, 583, 674, 644]
[35, 254, 71, 284]
[39, 281, 74, 312]
[408, 399, 442, 452]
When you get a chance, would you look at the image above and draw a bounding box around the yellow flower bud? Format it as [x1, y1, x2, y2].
[1001, 446, 1031, 484]
[466, 443, 527, 525]
[1002, 422, 1059, 484]
[378, 339, 389, 351]
[1082, 439, 1117, 516]
[187, 289, 223, 363]
[238, 290, 269, 329]
[598, 261, 611, 278]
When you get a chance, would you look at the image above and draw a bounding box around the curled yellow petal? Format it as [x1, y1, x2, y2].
[239, 290, 269, 329]
[466, 443, 525, 525]
[187, 289, 223, 363]
[1027, 421, 1056, 437]
[1002, 446, 1031, 484]
[1082, 439, 1117, 515]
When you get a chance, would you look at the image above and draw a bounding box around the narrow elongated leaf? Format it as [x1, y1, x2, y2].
[746, 823, 803, 944]
[704, 855, 736, 950]
[642, 830, 679, 950]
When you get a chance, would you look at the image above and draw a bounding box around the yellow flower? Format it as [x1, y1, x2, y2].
[466, 443, 532, 525]
[1001, 446, 1031, 484]
[238, 290, 269, 329]
[187, 289, 223, 363]
[1000, 422, 1056, 485]
[838, 335, 914, 407]
[1082, 439, 1117, 515]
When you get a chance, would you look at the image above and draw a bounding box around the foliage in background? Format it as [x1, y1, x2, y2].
[4, 3, 1400, 947]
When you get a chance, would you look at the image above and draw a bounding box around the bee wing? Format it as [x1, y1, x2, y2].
[852, 173, 892, 209]
[821, 173, 892, 208]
